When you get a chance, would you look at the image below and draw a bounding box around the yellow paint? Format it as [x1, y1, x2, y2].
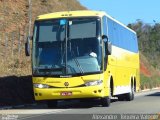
[37, 10, 105, 20]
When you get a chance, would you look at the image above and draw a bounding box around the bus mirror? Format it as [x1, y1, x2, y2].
[25, 37, 30, 56]
[102, 35, 111, 55]
[102, 35, 108, 42]
[107, 42, 112, 55]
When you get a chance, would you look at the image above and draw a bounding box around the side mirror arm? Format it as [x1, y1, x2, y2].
[107, 41, 112, 55]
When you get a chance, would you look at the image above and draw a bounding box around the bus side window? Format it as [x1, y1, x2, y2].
[102, 16, 107, 36]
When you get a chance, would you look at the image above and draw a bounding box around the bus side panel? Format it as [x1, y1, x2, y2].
[106, 16, 140, 95]
[108, 45, 139, 95]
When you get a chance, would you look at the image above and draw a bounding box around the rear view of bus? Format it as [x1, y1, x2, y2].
[26, 10, 140, 108]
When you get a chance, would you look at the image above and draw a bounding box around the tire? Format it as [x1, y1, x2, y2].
[125, 85, 134, 101]
[101, 80, 112, 107]
[47, 100, 58, 108]
[118, 94, 125, 101]
[101, 97, 111, 107]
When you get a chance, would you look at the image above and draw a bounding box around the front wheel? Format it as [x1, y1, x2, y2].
[101, 97, 111, 107]
[47, 100, 58, 108]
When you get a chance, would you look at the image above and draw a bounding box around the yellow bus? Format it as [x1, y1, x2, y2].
[26, 10, 140, 108]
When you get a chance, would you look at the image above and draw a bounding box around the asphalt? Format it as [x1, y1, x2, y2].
[0, 89, 160, 120]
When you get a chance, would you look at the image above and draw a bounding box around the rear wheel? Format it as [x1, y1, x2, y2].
[118, 94, 125, 101]
[125, 85, 134, 101]
[47, 100, 58, 108]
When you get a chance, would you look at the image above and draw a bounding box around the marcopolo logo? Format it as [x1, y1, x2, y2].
[64, 82, 69, 87]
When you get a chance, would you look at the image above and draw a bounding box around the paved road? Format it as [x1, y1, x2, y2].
[0, 89, 160, 120]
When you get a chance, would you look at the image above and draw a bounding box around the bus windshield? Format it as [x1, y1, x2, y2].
[32, 17, 102, 76]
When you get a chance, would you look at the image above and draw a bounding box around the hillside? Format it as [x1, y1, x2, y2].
[128, 22, 160, 75]
[0, 0, 86, 33]
[0, 0, 86, 76]
[128, 22, 160, 89]
[0, 0, 86, 106]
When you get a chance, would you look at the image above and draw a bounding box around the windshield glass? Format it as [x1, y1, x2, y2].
[32, 18, 102, 76]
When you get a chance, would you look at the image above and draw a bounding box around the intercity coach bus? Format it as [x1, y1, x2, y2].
[25, 10, 140, 108]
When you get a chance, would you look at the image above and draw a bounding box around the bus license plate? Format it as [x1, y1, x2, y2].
[61, 92, 72, 96]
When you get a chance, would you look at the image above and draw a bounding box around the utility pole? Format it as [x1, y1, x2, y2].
[67, 0, 70, 11]
[28, 0, 32, 38]
[25, 0, 32, 56]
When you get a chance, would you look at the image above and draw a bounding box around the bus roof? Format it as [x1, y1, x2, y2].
[37, 10, 106, 20]
[36, 10, 136, 34]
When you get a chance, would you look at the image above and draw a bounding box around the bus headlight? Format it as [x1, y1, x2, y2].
[33, 84, 49, 88]
[85, 80, 103, 86]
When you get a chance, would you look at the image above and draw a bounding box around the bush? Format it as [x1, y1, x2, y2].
[140, 74, 160, 90]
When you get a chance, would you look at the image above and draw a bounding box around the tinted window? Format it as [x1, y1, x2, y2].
[37, 20, 65, 42]
[69, 18, 97, 39]
[102, 16, 107, 36]
[107, 18, 138, 53]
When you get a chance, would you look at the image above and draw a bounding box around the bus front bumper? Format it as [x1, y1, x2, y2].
[33, 85, 109, 101]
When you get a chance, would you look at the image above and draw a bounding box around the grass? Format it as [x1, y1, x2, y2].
[140, 74, 160, 90]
